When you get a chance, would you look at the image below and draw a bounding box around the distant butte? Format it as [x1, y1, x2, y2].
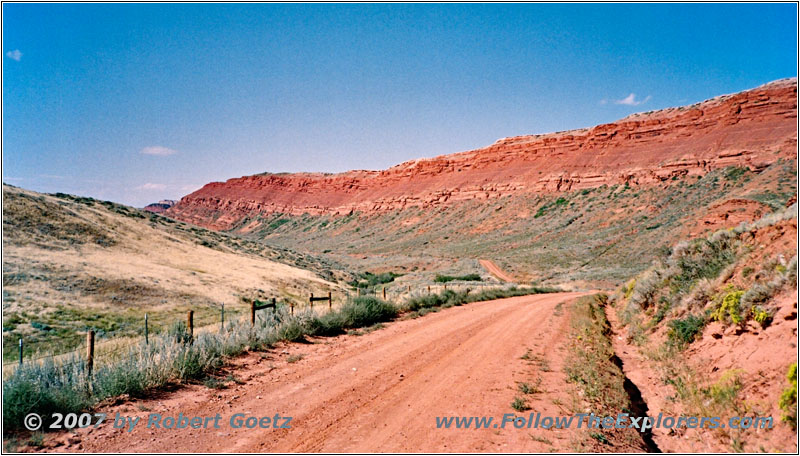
[166, 78, 798, 230]
[143, 200, 177, 214]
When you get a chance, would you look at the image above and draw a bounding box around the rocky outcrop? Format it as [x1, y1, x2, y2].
[167, 79, 797, 230]
[143, 200, 177, 214]
[684, 198, 773, 239]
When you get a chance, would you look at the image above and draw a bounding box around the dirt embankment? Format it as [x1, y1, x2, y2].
[607, 217, 798, 453]
[31, 292, 642, 453]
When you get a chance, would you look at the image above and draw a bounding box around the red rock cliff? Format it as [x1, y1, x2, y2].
[167, 79, 798, 230]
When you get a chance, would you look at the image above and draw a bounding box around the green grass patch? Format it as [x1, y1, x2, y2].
[348, 271, 402, 289]
[666, 314, 706, 347]
[434, 273, 481, 283]
[511, 396, 531, 411]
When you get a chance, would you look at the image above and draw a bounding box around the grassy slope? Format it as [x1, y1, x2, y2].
[2, 185, 351, 360]
[223, 161, 796, 289]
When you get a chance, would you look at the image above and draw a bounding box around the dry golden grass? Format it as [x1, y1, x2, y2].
[2, 185, 347, 361]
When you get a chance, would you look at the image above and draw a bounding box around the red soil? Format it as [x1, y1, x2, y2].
[684, 198, 773, 239]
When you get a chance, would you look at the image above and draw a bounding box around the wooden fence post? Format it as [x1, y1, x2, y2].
[144, 313, 149, 345]
[382, 287, 386, 299]
[328, 291, 332, 310]
[18, 338, 23, 366]
[187, 310, 194, 340]
[86, 330, 95, 378]
[291, 302, 294, 316]
[444, 284, 447, 291]
[220, 303, 225, 333]
[427, 285, 431, 294]
[310, 293, 314, 311]
[250, 301, 256, 327]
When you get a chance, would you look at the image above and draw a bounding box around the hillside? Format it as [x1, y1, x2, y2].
[2, 185, 350, 360]
[156, 80, 797, 288]
[609, 205, 798, 452]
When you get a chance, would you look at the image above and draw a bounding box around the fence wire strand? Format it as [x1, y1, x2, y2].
[5, 283, 507, 370]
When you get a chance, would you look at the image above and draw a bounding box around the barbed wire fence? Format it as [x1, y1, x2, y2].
[3, 280, 511, 375]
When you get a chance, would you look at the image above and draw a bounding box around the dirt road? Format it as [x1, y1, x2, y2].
[50, 292, 590, 453]
[479, 259, 515, 282]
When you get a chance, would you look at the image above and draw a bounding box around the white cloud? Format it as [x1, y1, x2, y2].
[614, 93, 651, 106]
[180, 184, 201, 192]
[140, 146, 178, 156]
[6, 50, 22, 61]
[135, 183, 167, 191]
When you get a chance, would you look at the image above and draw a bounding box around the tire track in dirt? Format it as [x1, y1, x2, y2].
[479, 259, 515, 282]
[55, 292, 590, 453]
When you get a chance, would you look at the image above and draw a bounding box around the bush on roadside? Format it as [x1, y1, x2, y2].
[434, 273, 482, 283]
[336, 296, 398, 328]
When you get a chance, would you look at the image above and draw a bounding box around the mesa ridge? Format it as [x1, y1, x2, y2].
[166, 79, 797, 230]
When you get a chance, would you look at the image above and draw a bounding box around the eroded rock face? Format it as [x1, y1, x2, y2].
[684, 198, 773, 239]
[167, 79, 797, 230]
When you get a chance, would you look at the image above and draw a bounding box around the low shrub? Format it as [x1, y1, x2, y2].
[667, 233, 738, 296]
[511, 396, 530, 411]
[706, 369, 744, 407]
[336, 296, 397, 328]
[742, 282, 775, 309]
[348, 271, 402, 289]
[623, 279, 636, 300]
[2, 356, 92, 432]
[277, 319, 308, 342]
[400, 286, 559, 313]
[780, 363, 797, 429]
[667, 314, 706, 346]
[629, 270, 663, 309]
[751, 305, 773, 328]
[403, 290, 462, 311]
[168, 321, 192, 344]
[711, 286, 745, 325]
[649, 297, 672, 326]
[518, 379, 541, 395]
[434, 273, 481, 283]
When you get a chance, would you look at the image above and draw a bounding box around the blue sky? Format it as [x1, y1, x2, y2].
[3, 3, 797, 207]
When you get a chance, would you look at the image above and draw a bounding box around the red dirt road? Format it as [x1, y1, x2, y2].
[479, 259, 515, 282]
[50, 292, 590, 453]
